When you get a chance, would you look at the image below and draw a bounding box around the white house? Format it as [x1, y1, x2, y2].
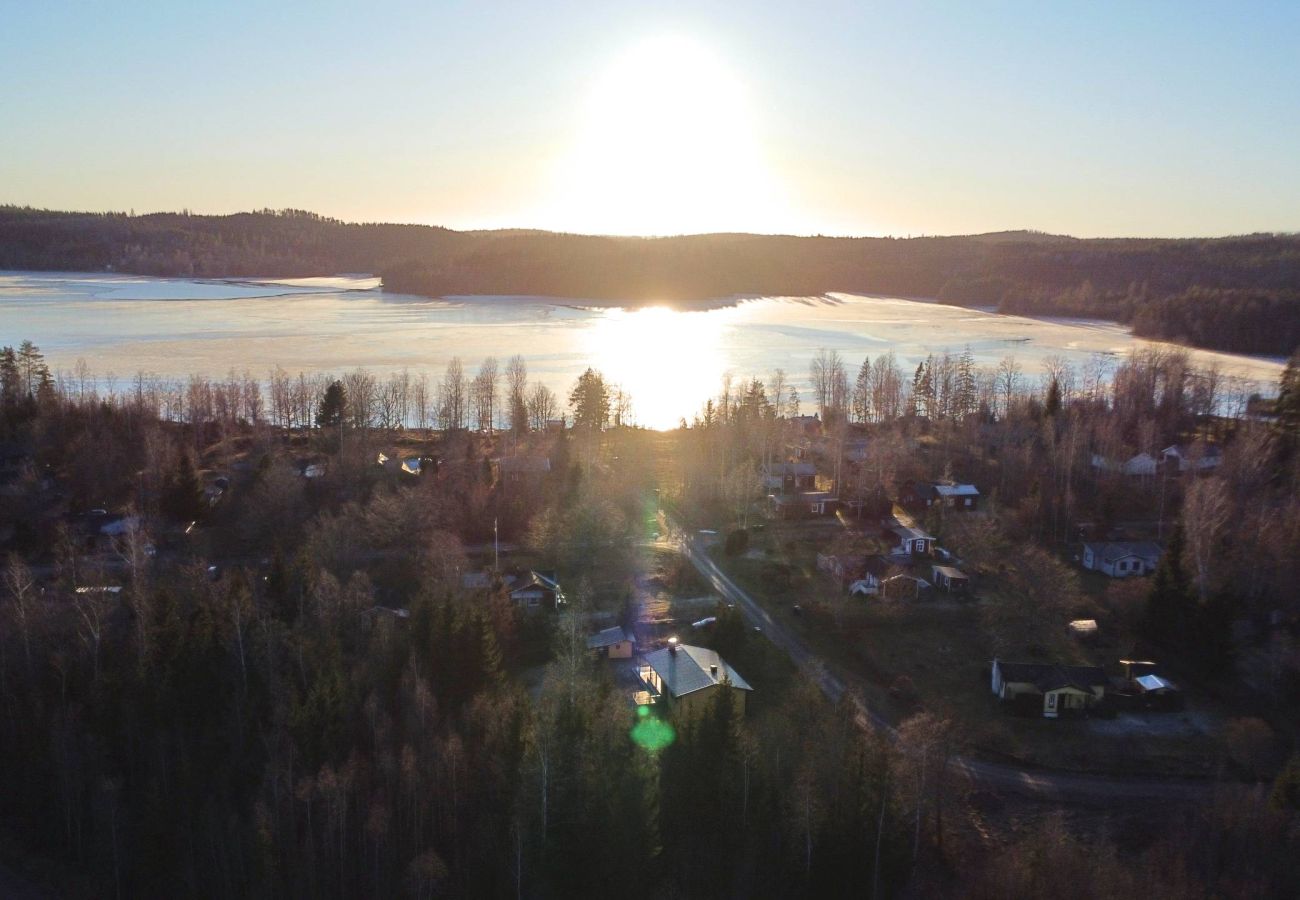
[1161, 443, 1223, 473]
[1091, 452, 1158, 477]
[1081, 541, 1162, 577]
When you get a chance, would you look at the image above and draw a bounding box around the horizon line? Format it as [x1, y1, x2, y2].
[4, 203, 1298, 244]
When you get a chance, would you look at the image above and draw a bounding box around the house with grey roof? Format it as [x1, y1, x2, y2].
[761, 462, 816, 493]
[1081, 541, 1162, 577]
[1160, 443, 1223, 473]
[991, 658, 1108, 718]
[587, 625, 634, 659]
[636, 641, 753, 719]
[908, 480, 980, 511]
[508, 571, 565, 609]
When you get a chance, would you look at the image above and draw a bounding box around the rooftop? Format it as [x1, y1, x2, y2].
[642, 643, 753, 698]
[887, 519, 934, 542]
[587, 626, 631, 650]
[933, 482, 979, 498]
[1084, 541, 1163, 564]
[996, 659, 1108, 693]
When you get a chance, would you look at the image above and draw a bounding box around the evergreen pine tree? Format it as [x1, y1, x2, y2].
[163, 452, 202, 522]
[853, 356, 871, 423]
[1277, 349, 1300, 436]
[479, 611, 505, 687]
[956, 346, 978, 419]
[1045, 377, 1062, 417]
[315, 379, 347, 429]
[1144, 523, 1191, 644]
[0, 346, 19, 406]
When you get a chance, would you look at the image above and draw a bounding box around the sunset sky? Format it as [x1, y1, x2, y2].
[3, 1, 1298, 238]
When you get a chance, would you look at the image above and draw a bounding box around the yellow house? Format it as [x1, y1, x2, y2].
[991, 658, 1107, 718]
[587, 625, 634, 659]
[637, 641, 753, 720]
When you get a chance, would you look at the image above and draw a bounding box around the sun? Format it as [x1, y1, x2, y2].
[586, 305, 732, 429]
[546, 35, 785, 236]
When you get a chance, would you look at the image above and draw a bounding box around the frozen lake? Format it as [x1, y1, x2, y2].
[0, 271, 1283, 429]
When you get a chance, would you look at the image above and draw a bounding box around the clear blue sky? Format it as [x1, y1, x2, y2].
[2, 1, 1297, 237]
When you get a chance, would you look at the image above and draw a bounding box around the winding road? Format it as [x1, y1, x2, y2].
[674, 526, 1218, 804]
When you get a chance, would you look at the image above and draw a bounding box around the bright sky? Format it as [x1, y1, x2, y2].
[2, 1, 1298, 237]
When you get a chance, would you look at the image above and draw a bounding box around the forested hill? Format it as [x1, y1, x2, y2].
[2, 206, 1298, 355]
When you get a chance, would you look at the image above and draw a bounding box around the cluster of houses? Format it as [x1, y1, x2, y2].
[794, 473, 979, 601]
[377, 451, 430, 476]
[991, 657, 1183, 718]
[1090, 442, 1223, 478]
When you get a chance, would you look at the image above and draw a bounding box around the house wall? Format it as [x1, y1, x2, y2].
[1042, 686, 1099, 718]
[671, 684, 747, 720]
[608, 640, 633, 659]
[998, 680, 1041, 701]
[1103, 556, 1147, 578]
[512, 589, 549, 608]
[898, 537, 932, 555]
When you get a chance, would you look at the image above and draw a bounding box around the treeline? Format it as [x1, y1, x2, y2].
[0, 367, 930, 897]
[3, 206, 1298, 355]
[0, 206, 457, 278]
[674, 347, 1300, 625]
[4, 343, 1300, 896]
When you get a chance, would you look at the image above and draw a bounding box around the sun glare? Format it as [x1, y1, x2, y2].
[586, 305, 730, 429]
[547, 35, 786, 236]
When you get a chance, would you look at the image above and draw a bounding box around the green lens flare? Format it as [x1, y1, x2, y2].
[630, 711, 675, 752]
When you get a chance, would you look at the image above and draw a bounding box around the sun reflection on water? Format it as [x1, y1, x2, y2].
[586, 306, 729, 429]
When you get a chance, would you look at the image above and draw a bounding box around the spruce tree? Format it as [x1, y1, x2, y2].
[163, 452, 202, 522]
[315, 379, 346, 429]
[0, 346, 18, 406]
[1144, 523, 1191, 644]
[1277, 348, 1300, 436]
[1045, 377, 1062, 417]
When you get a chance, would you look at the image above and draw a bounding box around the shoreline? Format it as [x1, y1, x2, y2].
[1, 268, 1288, 371]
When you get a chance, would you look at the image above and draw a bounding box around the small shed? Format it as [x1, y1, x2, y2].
[931, 565, 969, 593]
[886, 520, 934, 557]
[587, 626, 634, 659]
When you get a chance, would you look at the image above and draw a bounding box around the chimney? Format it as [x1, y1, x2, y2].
[668, 637, 678, 655]
[710, 664, 718, 678]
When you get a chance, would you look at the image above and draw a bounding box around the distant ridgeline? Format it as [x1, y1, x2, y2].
[2, 205, 1297, 356]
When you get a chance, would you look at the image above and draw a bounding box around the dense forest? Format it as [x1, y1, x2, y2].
[3, 339, 1300, 897]
[2, 206, 1298, 356]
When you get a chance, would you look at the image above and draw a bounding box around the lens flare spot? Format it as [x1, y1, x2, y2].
[630, 710, 676, 752]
